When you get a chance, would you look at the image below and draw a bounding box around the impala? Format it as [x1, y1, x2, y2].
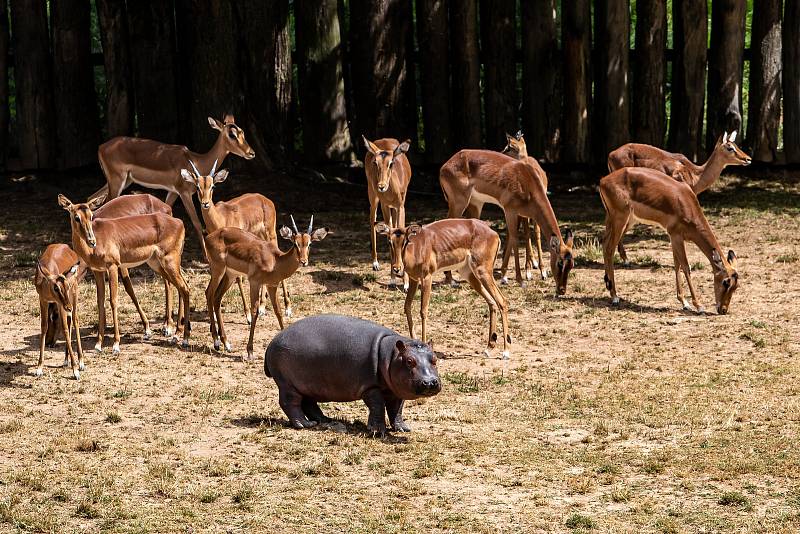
[599, 167, 740, 314]
[58, 195, 192, 353]
[439, 149, 574, 294]
[205, 216, 328, 361]
[607, 131, 751, 263]
[376, 218, 511, 359]
[34, 244, 85, 379]
[363, 136, 411, 285]
[95, 114, 255, 256]
[181, 160, 292, 323]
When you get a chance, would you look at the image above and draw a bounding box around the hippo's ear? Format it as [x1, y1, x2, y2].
[427, 340, 434, 351]
[395, 340, 406, 353]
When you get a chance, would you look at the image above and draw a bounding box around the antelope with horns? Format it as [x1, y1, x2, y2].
[205, 216, 328, 361]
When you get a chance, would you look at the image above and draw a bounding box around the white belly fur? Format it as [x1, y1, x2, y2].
[470, 190, 501, 207]
[630, 214, 665, 230]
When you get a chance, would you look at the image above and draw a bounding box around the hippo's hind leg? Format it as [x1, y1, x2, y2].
[278, 385, 318, 429]
[301, 398, 331, 424]
[362, 388, 387, 436]
[386, 397, 410, 432]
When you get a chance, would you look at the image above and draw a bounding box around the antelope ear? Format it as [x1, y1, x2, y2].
[362, 135, 379, 155]
[729, 130, 737, 142]
[87, 195, 105, 210]
[711, 249, 725, 270]
[374, 222, 391, 235]
[66, 262, 80, 277]
[406, 223, 422, 237]
[564, 229, 574, 248]
[549, 234, 560, 252]
[180, 169, 195, 183]
[393, 140, 411, 156]
[722, 131, 729, 144]
[36, 261, 51, 279]
[279, 226, 293, 240]
[208, 116, 223, 131]
[311, 227, 328, 242]
[213, 169, 229, 184]
[727, 249, 737, 266]
[223, 114, 235, 124]
[57, 194, 73, 210]
[506, 132, 514, 143]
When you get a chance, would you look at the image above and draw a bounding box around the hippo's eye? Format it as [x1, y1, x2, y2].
[405, 357, 417, 368]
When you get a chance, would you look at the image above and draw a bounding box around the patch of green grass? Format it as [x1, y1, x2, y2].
[740, 331, 766, 349]
[111, 388, 132, 399]
[231, 482, 254, 507]
[105, 411, 121, 424]
[443, 372, 480, 393]
[565, 513, 595, 530]
[632, 255, 660, 269]
[576, 236, 603, 264]
[749, 320, 767, 329]
[718, 491, 750, 507]
[690, 261, 705, 271]
[0, 420, 22, 434]
[776, 253, 798, 264]
[198, 489, 218, 504]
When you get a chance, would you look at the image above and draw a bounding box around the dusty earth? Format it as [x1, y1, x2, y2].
[0, 168, 798, 533]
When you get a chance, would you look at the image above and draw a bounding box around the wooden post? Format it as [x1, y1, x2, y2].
[595, 0, 630, 160]
[785, 0, 800, 163]
[449, 0, 481, 148]
[52, 0, 100, 169]
[521, 0, 560, 162]
[707, 0, 746, 152]
[96, 0, 135, 139]
[417, 0, 452, 164]
[480, 0, 517, 151]
[562, 0, 592, 164]
[296, 0, 352, 164]
[747, 0, 782, 162]
[632, 0, 666, 147]
[10, 0, 56, 169]
[668, 0, 707, 161]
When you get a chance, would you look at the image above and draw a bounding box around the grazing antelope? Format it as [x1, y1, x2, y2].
[34, 244, 85, 379]
[439, 149, 575, 294]
[58, 195, 192, 353]
[363, 136, 411, 284]
[180, 160, 292, 323]
[205, 216, 328, 361]
[94, 114, 255, 256]
[607, 131, 751, 263]
[376, 219, 511, 358]
[501, 130, 549, 280]
[599, 167, 740, 314]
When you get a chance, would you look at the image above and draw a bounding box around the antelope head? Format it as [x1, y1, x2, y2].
[717, 130, 752, 166]
[711, 249, 739, 315]
[278, 215, 329, 267]
[180, 159, 229, 210]
[502, 130, 528, 159]
[58, 194, 105, 249]
[208, 114, 255, 160]
[549, 229, 575, 296]
[363, 136, 410, 193]
[374, 222, 422, 278]
[36, 261, 81, 315]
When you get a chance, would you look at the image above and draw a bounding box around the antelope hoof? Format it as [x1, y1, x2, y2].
[682, 300, 692, 311]
[73, 369, 81, 381]
[449, 279, 459, 288]
[163, 325, 175, 337]
[213, 339, 221, 351]
[501, 350, 510, 360]
[94, 342, 103, 353]
[224, 342, 232, 353]
[526, 270, 534, 281]
[696, 306, 706, 315]
[244, 350, 253, 362]
[112, 343, 120, 355]
[257, 306, 266, 318]
[403, 282, 409, 292]
[372, 261, 380, 271]
[62, 357, 70, 368]
[500, 277, 509, 286]
[519, 280, 527, 288]
[181, 339, 189, 349]
[79, 362, 86, 371]
[143, 329, 152, 340]
[34, 367, 43, 377]
[285, 307, 293, 318]
[541, 270, 549, 280]
[245, 314, 252, 325]
[483, 348, 492, 358]
[611, 297, 621, 306]
[532, 260, 540, 270]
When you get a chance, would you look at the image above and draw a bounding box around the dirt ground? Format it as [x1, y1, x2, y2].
[0, 168, 798, 533]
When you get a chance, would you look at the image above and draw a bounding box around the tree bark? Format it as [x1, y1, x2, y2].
[52, 0, 100, 169]
[449, 0, 481, 148]
[562, 0, 592, 164]
[417, 0, 452, 164]
[707, 0, 746, 151]
[521, 0, 560, 162]
[480, 0, 517, 151]
[0, 0, 8, 168]
[96, 0, 135, 139]
[127, 0, 179, 142]
[784, 0, 800, 163]
[747, 0, 782, 163]
[296, 0, 352, 164]
[668, 0, 707, 161]
[349, 0, 416, 145]
[595, 0, 630, 160]
[633, 0, 666, 147]
[10, 0, 56, 169]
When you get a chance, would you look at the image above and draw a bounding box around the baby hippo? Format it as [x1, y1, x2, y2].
[264, 314, 441, 435]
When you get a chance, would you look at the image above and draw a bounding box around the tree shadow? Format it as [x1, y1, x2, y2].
[563, 294, 700, 316]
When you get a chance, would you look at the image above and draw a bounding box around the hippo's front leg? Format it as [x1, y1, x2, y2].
[278, 386, 318, 429]
[362, 388, 387, 436]
[386, 397, 410, 432]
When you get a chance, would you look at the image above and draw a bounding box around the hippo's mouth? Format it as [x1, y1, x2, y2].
[414, 379, 442, 397]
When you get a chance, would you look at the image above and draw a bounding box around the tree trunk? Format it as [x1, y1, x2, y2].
[295, 0, 352, 164]
[52, 0, 100, 169]
[480, 0, 517, 151]
[707, 0, 746, 151]
[417, 0, 452, 164]
[449, 0, 481, 148]
[595, 0, 630, 160]
[127, 0, 179, 142]
[633, 0, 666, 147]
[349, 0, 416, 146]
[784, 0, 800, 163]
[747, 0, 782, 163]
[562, 0, 592, 164]
[521, 0, 560, 162]
[10, 0, 56, 169]
[0, 0, 8, 169]
[668, 0, 707, 161]
[96, 0, 134, 139]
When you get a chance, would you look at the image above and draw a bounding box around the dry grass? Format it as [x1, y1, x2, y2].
[0, 172, 799, 532]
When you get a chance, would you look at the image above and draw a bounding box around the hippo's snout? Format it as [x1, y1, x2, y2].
[415, 377, 441, 396]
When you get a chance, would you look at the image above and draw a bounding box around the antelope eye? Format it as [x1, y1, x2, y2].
[726, 145, 734, 151]
[228, 130, 237, 140]
[723, 279, 731, 289]
[74, 215, 80, 222]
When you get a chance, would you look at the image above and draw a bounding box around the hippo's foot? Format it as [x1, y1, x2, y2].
[372, 261, 380, 271]
[391, 420, 411, 432]
[302, 400, 331, 424]
[368, 423, 387, 438]
[291, 418, 318, 429]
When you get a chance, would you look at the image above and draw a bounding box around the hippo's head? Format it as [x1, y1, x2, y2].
[388, 340, 441, 399]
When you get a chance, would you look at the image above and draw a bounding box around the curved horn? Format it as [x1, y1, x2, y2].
[189, 159, 201, 177]
[307, 215, 314, 234]
[211, 159, 218, 175]
[289, 214, 299, 233]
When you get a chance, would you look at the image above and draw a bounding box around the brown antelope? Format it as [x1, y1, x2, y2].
[180, 160, 292, 323]
[376, 218, 511, 359]
[58, 195, 192, 353]
[205, 216, 328, 361]
[599, 167, 740, 314]
[93, 194, 177, 339]
[34, 244, 85, 379]
[607, 131, 751, 264]
[439, 149, 575, 294]
[363, 136, 411, 285]
[94, 114, 255, 256]
[501, 131, 549, 280]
